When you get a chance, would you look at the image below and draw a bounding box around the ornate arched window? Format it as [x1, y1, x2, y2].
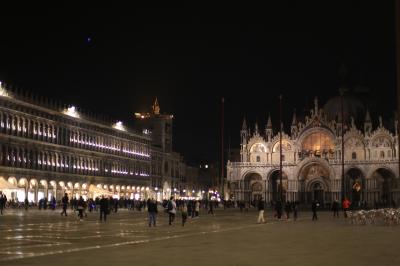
[352, 152, 357, 160]
[301, 132, 334, 153]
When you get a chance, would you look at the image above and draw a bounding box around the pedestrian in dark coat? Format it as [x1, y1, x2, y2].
[60, 193, 68, 216]
[285, 201, 292, 220]
[147, 198, 158, 227]
[312, 200, 318, 221]
[99, 195, 109, 222]
[332, 200, 339, 218]
[275, 201, 283, 219]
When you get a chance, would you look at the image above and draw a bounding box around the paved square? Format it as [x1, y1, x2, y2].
[0, 208, 399, 266]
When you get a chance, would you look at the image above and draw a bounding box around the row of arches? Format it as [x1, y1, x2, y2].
[1, 176, 155, 203]
[246, 129, 396, 164]
[0, 109, 150, 160]
[232, 165, 399, 206]
[0, 145, 150, 177]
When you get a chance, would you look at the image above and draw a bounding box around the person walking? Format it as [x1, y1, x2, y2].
[292, 201, 298, 221]
[24, 197, 29, 211]
[312, 200, 318, 221]
[207, 200, 214, 215]
[275, 200, 283, 219]
[51, 196, 56, 210]
[167, 196, 176, 225]
[257, 197, 265, 223]
[285, 201, 292, 220]
[60, 193, 68, 216]
[181, 202, 188, 226]
[332, 199, 340, 218]
[147, 198, 158, 227]
[99, 195, 109, 222]
[194, 200, 200, 217]
[342, 198, 351, 218]
[0, 193, 4, 215]
[77, 196, 85, 221]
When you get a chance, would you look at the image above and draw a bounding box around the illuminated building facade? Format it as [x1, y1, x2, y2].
[0, 82, 152, 202]
[227, 97, 400, 206]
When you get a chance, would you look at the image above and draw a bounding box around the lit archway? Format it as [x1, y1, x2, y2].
[243, 172, 263, 202]
[300, 131, 335, 159]
[297, 162, 330, 204]
[345, 168, 365, 205]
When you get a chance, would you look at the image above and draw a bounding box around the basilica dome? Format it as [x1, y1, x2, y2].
[323, 94, 366, 123]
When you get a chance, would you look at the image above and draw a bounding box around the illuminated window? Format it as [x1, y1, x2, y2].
[301, 132, 334, 153]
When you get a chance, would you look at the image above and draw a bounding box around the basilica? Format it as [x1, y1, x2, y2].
[227, 97, 400, 207]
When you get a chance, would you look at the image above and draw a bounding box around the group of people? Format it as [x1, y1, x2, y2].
[60, 193, 111, 222]
[253, 197, 362, 223]
[149, 196, 211, 227]
[255, 198, 299, 223]
[1, 190, 368, 227]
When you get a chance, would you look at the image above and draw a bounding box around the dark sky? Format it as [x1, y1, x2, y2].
[0, 2, 397, 164]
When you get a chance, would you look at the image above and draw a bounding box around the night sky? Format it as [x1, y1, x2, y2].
[0, 2, 397, 164]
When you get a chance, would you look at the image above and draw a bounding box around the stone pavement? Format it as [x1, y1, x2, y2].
[0, 208, 399, 266]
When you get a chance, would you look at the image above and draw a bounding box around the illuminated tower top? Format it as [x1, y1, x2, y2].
[152, 97, 160, 115]
[134, 98, 173, 153]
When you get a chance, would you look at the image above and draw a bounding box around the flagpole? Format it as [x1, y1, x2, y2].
[279, 95, 283, 202]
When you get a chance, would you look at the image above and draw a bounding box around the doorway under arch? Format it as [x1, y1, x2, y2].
[345, 168, 365, 206]
[371, 168, 397, 207]
[268, 170, 288, 203]
[243, 173, 263, 203]
[298, 162, 331, 205]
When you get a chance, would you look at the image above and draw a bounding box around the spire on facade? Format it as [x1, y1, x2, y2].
[266, 113, 272, 129]
[242, 117, 247, 131]
[379, 116, 383, 128]
[291, 109, 297, 125]
[364, 109, 372, 134]
[254, 121, 259, 135]
[152, 97, 160, 115]
[314, 97, 319, 115]
[365, 109, 371, 122]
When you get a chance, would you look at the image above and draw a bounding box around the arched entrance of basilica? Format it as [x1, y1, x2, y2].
[345, 168, 365, 207]
[298, 162, 331, 206]
[311, 182, 324, 204]
[268, 170, 288, 203]
[371, 168, 398, 207]
[243, 173, 263, 203]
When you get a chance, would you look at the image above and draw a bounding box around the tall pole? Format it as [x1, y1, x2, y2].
[396, 0, 400, 183]
[279, 95, 283, 202]
[221, 97, 225, 197]
[340, 90, 345, 201]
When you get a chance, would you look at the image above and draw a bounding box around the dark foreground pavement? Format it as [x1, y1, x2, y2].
[0, 208, 399, 266]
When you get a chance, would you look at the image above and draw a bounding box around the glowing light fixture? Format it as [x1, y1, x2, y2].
[113, 121, 126, 131]
[64, 106, 80, 118]
[0, 81, 10, 97]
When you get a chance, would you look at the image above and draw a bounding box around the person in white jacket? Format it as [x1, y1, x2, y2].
[167, 196, 177, 225]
